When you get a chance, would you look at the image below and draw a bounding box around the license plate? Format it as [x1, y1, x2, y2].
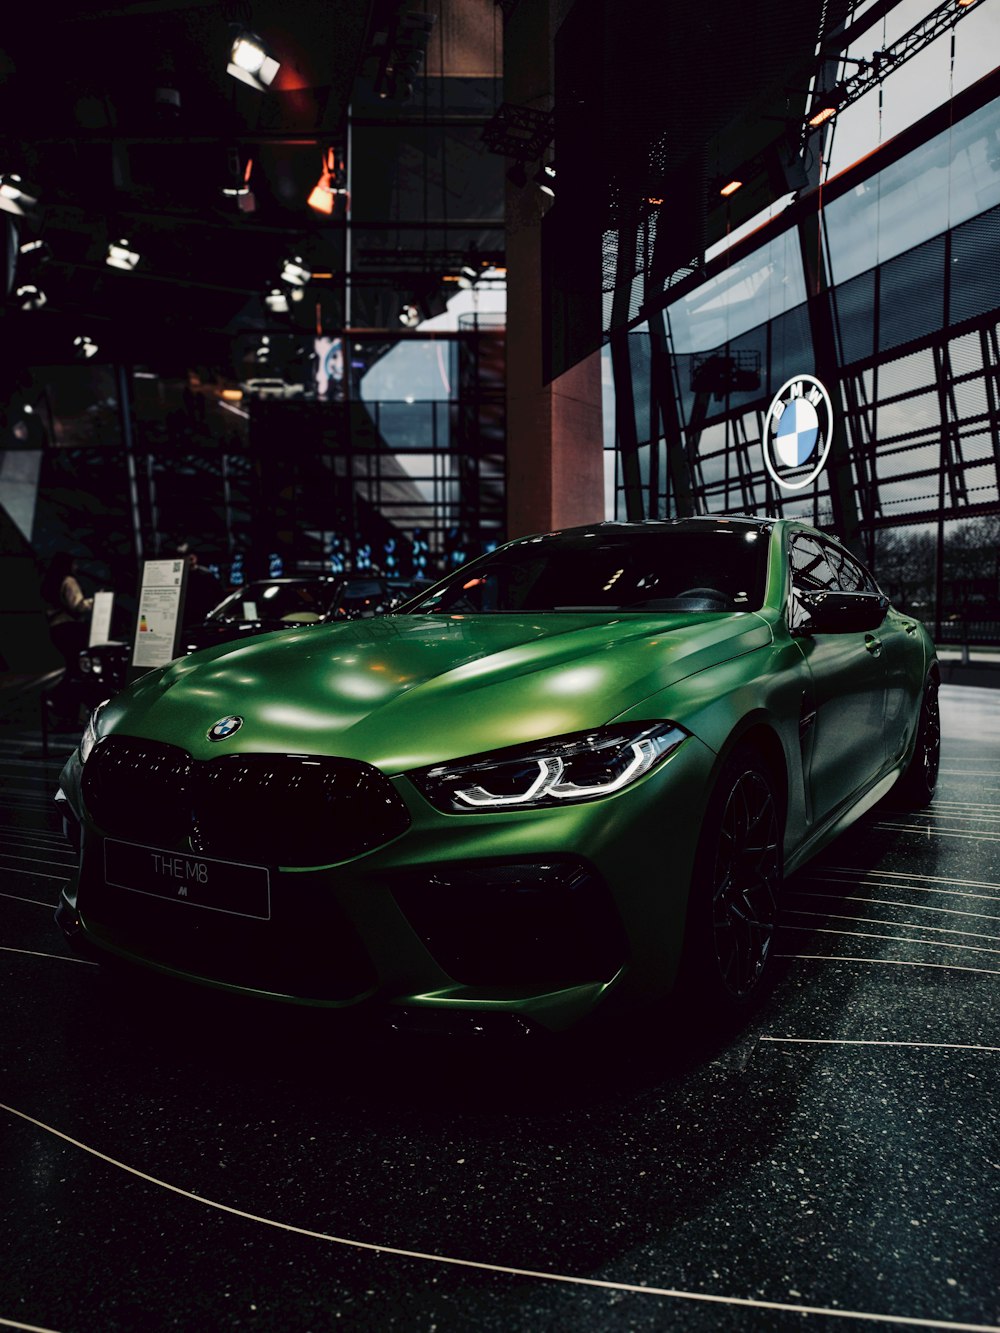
[103, 838, 271, 920]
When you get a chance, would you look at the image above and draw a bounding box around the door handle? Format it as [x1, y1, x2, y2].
[864, 635, 883, 656]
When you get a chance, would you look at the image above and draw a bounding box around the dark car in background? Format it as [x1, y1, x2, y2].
[78, 574, 413, 703]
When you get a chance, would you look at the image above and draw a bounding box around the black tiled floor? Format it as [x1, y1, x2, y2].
[1, 687, 998, 1332]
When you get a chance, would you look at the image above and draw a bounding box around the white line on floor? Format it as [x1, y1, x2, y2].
[1, 1101, 997, 1333]
[779, 925, 1000, 956]
[0, 890, 54, 909]
[0, 947, 96, 967]
[761, 1037, 1000, 1054]
[783, 908, 1000, 943]
[777, 953, 1000, 977]
[786, 890, 1000, 924]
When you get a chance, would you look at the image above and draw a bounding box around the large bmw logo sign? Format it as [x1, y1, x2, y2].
[763, 374, 834, 491]
[207, 715, 244, 742]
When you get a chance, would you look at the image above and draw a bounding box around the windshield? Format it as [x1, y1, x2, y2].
[405, 528, 770, 615]
[211, 580, 336, 623]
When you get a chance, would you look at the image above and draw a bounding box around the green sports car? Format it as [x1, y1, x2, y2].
[55, 516, 939, 1033]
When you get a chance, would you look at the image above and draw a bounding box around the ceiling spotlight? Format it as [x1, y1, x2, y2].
[374, 11, 435, 103]
[0, 173, 38, 217]
[265, 287, 289, 313]
[73, 334, 98, 360]
[308, 148, 349, 216]
[281, 256, 311, 286]
[19, 238, 51, 260]
[222, 151, 255, 212]
[255, 334, 271, 363]
[533, 163, 556, 197]
[719, 179, 743, 197]
[227, 30, 280, 91]
[15, 284, 46, 310]
[807, 83, 848, 128]
[106, 239, 140, 271]
[399, 303, 420, 327]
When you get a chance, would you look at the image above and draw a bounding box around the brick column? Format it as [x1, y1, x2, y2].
[503, 0, 604, 539]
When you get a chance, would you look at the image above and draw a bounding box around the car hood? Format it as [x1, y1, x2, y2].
[104, 611, 771, 771]
[184, 618, 318, 650]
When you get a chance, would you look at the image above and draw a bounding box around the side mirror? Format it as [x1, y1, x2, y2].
[793, 590, 889, 635]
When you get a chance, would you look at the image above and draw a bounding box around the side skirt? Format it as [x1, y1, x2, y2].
[784, 766, 901, 880]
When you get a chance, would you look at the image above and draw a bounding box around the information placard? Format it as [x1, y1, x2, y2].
[88, 590, 115, 648]
[131, 559, 188, 671]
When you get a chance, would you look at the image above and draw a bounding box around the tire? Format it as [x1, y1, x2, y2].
[678, 746, 783, 1013]
[894, 673, 940, 809]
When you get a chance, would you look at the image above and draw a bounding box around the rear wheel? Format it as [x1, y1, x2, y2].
[679, 747, 783, 1012]
[894, 673, 940, 809]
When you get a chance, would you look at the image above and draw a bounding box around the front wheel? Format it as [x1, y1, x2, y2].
[894, 673, 940, 809]
[677, 747, 783, 1014]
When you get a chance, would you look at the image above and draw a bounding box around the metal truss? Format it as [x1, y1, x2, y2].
[808, 0, 985, 135]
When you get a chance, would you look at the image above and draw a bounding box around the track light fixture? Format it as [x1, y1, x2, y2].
[106, 239, 140, 271]
[15, 283, 46, 310]
[227, 30, 280, 91]
[399, 303, 420, 327]
[222, 150, 255, 212]
[73, 334, 98, 360]
[533, 163, 556, 197]
[374, 10, 435, 104]
[307, 148, 349, 215]
[806, 83, 848, 128]
[281, 256, 311, 286]
[264, 287, 289, 313]
[0, 173, 38, 217]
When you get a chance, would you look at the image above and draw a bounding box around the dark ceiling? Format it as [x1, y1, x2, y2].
[0, 0, 505, 376]
[0, 0, 887, 385]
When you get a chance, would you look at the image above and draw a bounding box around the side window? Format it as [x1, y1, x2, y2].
[790, 536, 838, 593]
[823, 542, 877, 595]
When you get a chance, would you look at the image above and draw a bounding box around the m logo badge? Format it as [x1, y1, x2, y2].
[762, 374, 834, 491]
[208, 715, 244, 742]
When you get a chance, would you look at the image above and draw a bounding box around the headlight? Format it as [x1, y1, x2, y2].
[80, 699, 111, 764]
[410, 722, 688, 813]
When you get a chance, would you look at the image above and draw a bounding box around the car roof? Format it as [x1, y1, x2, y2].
[239, 576, 339, 585]
[507, 515, 777, 543]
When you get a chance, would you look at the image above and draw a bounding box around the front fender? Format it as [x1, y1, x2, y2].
[611, 639, 810, 859]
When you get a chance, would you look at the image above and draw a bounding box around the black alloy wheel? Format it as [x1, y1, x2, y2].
[676, 746, 784, 1016]
[709, 764, 782, 1001]
[896, 674, 941, 809]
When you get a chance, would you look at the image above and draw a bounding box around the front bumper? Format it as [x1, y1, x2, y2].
[57, 733, 716, 1032]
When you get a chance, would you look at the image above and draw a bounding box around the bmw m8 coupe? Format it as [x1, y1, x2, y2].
[56, 516, 939, 1032]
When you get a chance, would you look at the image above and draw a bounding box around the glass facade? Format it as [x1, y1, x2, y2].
[4, 325, 504, 600]
[607, 87, 1000, 638]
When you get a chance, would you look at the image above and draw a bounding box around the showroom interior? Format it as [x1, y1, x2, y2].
[1, 0, 999, 1330]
